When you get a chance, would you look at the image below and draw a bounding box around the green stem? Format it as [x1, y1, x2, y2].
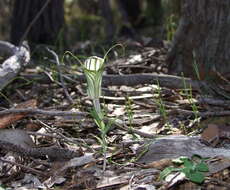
[93, 98, 102, 119]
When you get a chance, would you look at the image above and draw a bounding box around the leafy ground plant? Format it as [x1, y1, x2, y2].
[160, 155, 209, 184]
[181, 74, 200, 128]
[154, 81, 167, 121]
[124, 96, 139, 139]
[154, 81, 172, 130]
[66, 44, 123, 171]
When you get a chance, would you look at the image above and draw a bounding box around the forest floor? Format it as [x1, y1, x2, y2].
[0, 36, 230, 190]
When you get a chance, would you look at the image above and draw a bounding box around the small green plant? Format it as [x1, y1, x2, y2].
[181, 74, 199, 123]
[160, 155, 209, 184]
[125, 97, 134, 128]
[165, 14, 177, 41]
[66, 44, 123, 171]
[90, 109, 111, 171]
[192, 50, 201, 81]
[124, 96, 138, 139]
[83, 55, 109, 171]
[153, 82, 172, 130]
[155, 82, 167, 122]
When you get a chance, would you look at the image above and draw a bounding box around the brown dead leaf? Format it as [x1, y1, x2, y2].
[143, 158, 172, 170]
[25, 122, 41, 131]
[201, 124, 220, 147]
[201, 124, 230, 147]
[0, 99, 37, 129]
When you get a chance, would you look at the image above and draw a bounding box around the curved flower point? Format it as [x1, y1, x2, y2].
[84, 56, 104, 71]
[83, 56, 105, 117]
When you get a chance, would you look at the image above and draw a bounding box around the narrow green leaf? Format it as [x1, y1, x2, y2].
[93, 135, 103, 145]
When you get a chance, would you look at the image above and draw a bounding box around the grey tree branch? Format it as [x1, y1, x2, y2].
[0, 108, 87, 118]
[21, 73, 205, 91]
[0, 40, 30, 91]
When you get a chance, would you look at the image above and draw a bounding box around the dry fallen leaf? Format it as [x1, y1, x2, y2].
[0, 99, 37, 129]
[201, 124, 220, 147]
[143, 158, 172, 170]
[201, 124, 230, 147]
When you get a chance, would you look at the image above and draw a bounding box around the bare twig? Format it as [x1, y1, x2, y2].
[114, 119, 157, 139]
[47, 48, 74, 105]
[207, 178, 230, 188]
[35, 119, 94, 145]
[19, 0, 52, 45]
[28, 130, 95, 145]
[21, 73, 204, 90]
[197, 97, 230, 108]
[0, 108, 87, 118]
[170, 109, 230, 118]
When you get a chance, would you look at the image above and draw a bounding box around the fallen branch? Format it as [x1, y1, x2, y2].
[197, 97, 230, 108]
[0, 40, 30, 90]
[0, 108, 87, 118]
[114, 118, 157, 139]
[171, 109, 230, 118]
[21, 73, 204, 91]
[47, 48, 74, 104]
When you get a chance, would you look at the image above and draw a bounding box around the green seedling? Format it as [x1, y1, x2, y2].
[165, 14, 177, 41]
[160, 155, 209, 184]
[154, 81, 171, 129]
[83, 55, 108, 171]
[125, 97, 138, 139]
[155, 82, 167, 121]
[0, 91, 13, 106]
[66, 44, 123, 171]
[192, 50, 201, 81]
[151, 81, 173, 130]
[181, 74, 200, 125]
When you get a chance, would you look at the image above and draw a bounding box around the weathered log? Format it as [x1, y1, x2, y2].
[138, 135, 230, 175]
[0, 41, 30, 91]
[21, 73, 205, 91]
[138, 135, 230, 163]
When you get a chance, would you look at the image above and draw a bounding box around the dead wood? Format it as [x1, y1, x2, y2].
[0, 139, 79, 161]
[0, 40, 30, 91]
[0, 99, 37, 129]
[22, 73, 205, 91]
[197, 97, 230, 109]
[138, 135, 230, 166]
[0, 108, 87, 118]
[0, 129, 81, 161]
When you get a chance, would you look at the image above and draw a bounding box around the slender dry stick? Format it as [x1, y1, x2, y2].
[35, 119, 94, 145]
[19, 0, 51, 45]
[0, 108, 87, 117]
[47, 48, 74, 104]
[113, 119, 156, 138]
